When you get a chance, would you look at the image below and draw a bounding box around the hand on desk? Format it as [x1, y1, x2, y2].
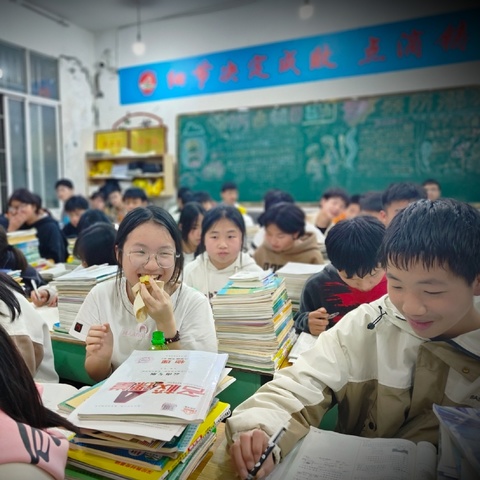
[230, 429, 274, 479]
[31, 289, 58, 307]
[308, 307, 330, 336]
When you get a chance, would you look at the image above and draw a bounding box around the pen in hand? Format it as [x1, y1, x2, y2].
[245, 425, 287, 480]
[31, 279, 40, 298]
[327, 312, 340, 320]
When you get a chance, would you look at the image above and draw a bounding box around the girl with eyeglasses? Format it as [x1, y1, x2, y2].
[74, 206, 217, 382]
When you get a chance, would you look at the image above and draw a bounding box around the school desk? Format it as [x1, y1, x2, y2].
[190, 406, 339, 480]
[50, 334, 94, 386]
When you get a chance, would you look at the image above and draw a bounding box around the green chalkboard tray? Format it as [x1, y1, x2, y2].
[177, 86, 480, 202]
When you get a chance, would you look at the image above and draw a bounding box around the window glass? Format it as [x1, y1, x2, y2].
[30, 51, 59, 99]
[0, 40, 27, 93]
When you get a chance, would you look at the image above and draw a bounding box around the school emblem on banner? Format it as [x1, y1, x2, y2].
[138, 71, 157, 96]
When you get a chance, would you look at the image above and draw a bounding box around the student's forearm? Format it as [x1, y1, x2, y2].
[11, 335, 37, 376]
[294, 311, 310, 333]
[85, 355, 113, 382]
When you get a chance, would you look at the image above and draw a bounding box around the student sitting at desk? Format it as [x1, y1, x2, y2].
[0, 273, 58, 382]
[254, 202, 324, 272]
[294, 216, 387, 335]
[251, 189, 325, 252]
[0, 226, 46, 297]
[178, 202, 205, 267]
[31, 223, 117, 308]
[73, 206, 217, 382]
[183, 205, 263, 299]
[308, 187, 349, 235]
[380, 181, 426, 226]
[227, 198, 480, 479]
[1, 188, 68, 263]
[0, 323, 78, 479]
[62, 194, 89, 239]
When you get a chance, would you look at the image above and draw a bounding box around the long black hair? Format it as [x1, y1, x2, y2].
[0, 279, 78, 432]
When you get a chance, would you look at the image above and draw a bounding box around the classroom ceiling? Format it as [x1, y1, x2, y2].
[12, 0, 262, 32]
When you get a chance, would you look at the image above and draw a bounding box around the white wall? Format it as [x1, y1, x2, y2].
[0, 0, 96, 195]
[1, 0, 479, 197]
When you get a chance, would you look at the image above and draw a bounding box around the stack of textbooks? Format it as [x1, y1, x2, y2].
[7, 228, 41, 265]
[211, 271, 296, 374]
[276, 262, 327, 311]
[50, 264, 118, 333]
[433, 405, 480, 479]
[65, 349, 232, 480]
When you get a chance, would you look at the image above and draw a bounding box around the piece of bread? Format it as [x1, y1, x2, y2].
[132, 276, 165, 322]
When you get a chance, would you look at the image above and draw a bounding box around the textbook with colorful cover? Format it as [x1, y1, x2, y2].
[267, 426, 437, 480]
[72, 350, 228, 424]
[67, 400, 230, 479]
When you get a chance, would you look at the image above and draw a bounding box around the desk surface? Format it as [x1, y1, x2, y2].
[191, 422, 236, 480]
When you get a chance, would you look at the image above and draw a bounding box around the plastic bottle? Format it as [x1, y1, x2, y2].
[150, 331, 168, 350]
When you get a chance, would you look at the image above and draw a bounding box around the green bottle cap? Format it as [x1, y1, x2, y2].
[151, 330, 166, 345]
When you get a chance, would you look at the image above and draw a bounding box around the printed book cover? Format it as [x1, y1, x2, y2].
[73, 350, 228, 424]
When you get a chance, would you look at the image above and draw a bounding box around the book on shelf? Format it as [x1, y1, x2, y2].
[267, 426, 437, 480]
[72, 350, 228, 424]
[433, 404, 480, 480]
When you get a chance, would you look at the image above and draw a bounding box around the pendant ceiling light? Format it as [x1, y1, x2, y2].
[132, 0, 146, 56]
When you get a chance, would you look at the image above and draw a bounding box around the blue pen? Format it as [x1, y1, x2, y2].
[245, 425, 287, 480]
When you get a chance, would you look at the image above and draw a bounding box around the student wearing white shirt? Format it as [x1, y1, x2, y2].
[183, 205, 263, 299]
[76, 206, 217, 382]
[0, 273, 58, 382]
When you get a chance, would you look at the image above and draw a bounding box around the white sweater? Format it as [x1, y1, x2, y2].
[183, 252, 263, 297]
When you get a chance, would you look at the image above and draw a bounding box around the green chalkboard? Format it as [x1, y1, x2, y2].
[177, 86, 480, 202]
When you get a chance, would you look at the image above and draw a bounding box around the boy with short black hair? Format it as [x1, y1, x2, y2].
[422, 178, 441, 201]
[220, 181, 239, 206]
[123, 187, 148, 212]
[359, 191, 383, 220]
[310, 187, 350, 234]
[294, 215, 386, 335]
[55, 178, 75, 226]
[62, 195, 89, 238]
[380, 181, 426, 225]
[228, 198, 480, 479]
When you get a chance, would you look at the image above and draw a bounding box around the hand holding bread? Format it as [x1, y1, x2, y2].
[132, 275, 165, 322]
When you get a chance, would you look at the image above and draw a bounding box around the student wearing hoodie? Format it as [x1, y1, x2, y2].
[183, 205, 263, 299]
[2, 188, 68, 263]
[227, 198, 480, 479]
[254, 202, 324, 272]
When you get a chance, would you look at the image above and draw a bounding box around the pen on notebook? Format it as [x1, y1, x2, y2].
[245, 425, 287, 480]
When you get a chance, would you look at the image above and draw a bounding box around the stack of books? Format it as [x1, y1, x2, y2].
[7, 228, 41, 265]
[64, 349, 232, 480]
[433, 405, 480, 479]
[211, 271, 296, 374]
[276, 262, 327, 311]
[50, 264, 118, 333]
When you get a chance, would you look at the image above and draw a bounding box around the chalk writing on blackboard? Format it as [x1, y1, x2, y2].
[177, 87, 480, 202]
